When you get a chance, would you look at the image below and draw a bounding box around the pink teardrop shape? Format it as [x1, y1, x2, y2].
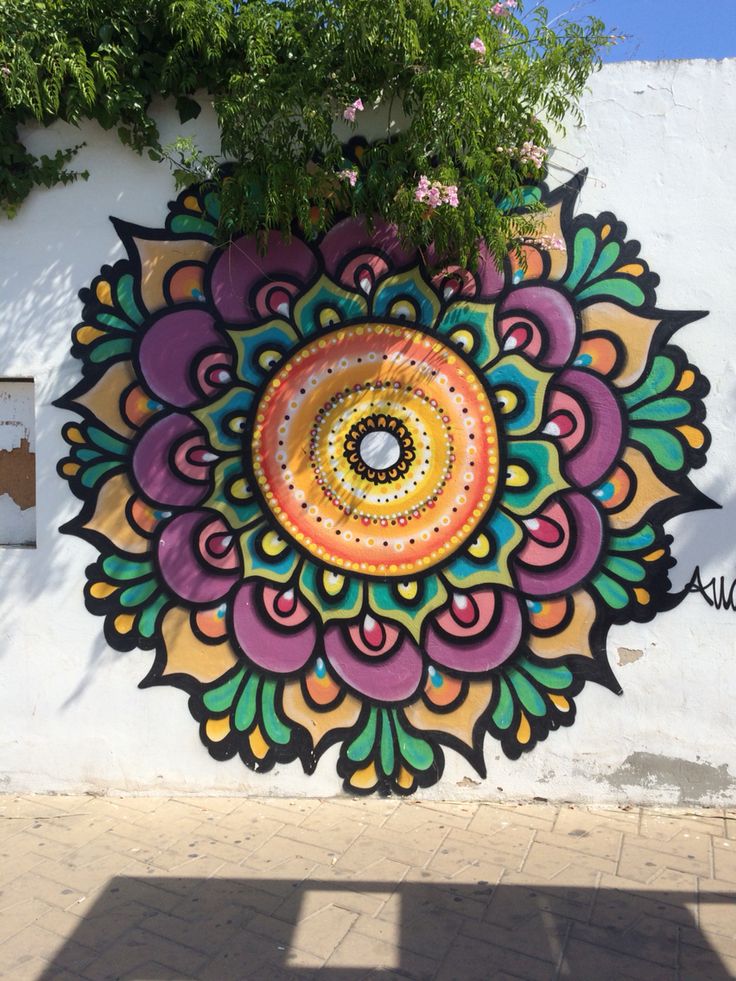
[360, 614, 386, 651]
[187, 445, 218, 465]
[267, 287, 291, 316]
[356, 264, 375, 294]
[544, 410, 576, 438]
[524, 516, 564, 547]
[451, 592, 479, 628]
[504, 323, 531, 351]
[207, 532, 233, 557]
[275, 588, 297, 617]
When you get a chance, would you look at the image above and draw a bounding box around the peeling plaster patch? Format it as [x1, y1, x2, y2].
[617, 646, 644, 666]
[0, 437, 35, 510]
[456, 776, 480, 788]
[600, 752, 736, 805]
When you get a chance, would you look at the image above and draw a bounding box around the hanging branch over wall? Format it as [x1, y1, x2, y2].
[0, 0, 618, 263]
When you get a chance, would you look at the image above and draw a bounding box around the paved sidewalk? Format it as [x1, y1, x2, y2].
[0, 795, 735, 980]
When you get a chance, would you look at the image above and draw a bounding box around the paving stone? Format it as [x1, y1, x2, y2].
[3, 795, 736, 980]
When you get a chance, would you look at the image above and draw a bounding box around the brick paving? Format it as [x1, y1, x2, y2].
[0, 795, 735, 980]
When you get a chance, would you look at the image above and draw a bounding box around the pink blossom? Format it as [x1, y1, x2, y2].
[414, 176, 460, 210]
[338, 168, 358, 187]
[470, 37, 486, 56]
[342, 98, 365, 123]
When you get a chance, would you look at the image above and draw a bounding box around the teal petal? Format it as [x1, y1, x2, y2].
[486, 356, 552, 435]
[230, 321, 299, 387]
[292, 278, 367, 337]
[203, 668, 245, 713]
[630, 426, 685, 471]
[435, 301, 497, 368]
[372, 267, 440, 328]
[630, 397, 690, 424]
[347, 708, 378, 763]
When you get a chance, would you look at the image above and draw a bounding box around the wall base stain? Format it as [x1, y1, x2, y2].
[617, 647, 645, 666]
[601, 752, 736, 804]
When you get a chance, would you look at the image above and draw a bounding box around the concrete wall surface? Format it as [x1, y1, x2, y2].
[1, 58, 734, 803]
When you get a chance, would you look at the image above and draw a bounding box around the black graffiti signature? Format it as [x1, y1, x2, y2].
[684, 566, 736, 611]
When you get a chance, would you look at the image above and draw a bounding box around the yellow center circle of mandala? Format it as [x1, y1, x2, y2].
[250, 323, 499, 577]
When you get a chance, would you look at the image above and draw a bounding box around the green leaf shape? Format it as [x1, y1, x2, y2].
[372, 266, 440, 329]
[591, 524, 663, 611]
[492, 676, 515, 730]
[623, 356, 677, 409]
[87, 426, 129, 456]
[576, 278, 646, 306]
[604, 555, 645, 583]
[564, 227, 597, 293]
[590, 571, 629, 610]
[379, 710, 396, 777]
[506, 668, 547, 717]
[170, 214, 217, 237]
[138, 594, 169, 639]
[80, 460, 123, 488]
[435, 300, 498, 369]
[520, 659, 573, 690]
[292, 276, 368, 338]
[115, 273, 144, 326]
[586, 240, 621, 283]
[501, 440, 568, 517]
[442, 508, 522, 590]
[610, 525, 656, 553]
[629, 397, 691, 424]
[367, 576, 447, 643]
[486, 356, 553, 436]
[394, 711, 435, 772]
[298, 563, 364, 623]
[347, 707, 378, 763]
[102, 554, 153, 582]
[498, 186, 542, 213]
[89, 338, 133, 364]
[203, 668, 246, 714]
[239, 524, 300, 584]
[233, 673, 259, 732]
[261, 680, 291, 745]
[629, 426, 685, 471]
[229, 320, 299, 388]
[119, 578, 158, 607]
[193, 387, 254, 452]
[204, 458, 261, 529]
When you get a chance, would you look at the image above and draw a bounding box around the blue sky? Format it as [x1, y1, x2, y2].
[540, 0, 736, 62]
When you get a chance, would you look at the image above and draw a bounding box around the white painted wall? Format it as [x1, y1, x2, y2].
[1, 58, 734, 803]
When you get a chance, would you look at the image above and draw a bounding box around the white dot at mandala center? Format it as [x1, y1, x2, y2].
[358, 431, 402, 470]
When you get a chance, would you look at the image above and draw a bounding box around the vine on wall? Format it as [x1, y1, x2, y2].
[0, 0, 616, 263]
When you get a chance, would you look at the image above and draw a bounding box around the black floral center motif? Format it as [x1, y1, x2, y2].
[344, 414, 417, 484]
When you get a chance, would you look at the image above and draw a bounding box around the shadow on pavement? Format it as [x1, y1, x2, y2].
[39, 875, 736, 980]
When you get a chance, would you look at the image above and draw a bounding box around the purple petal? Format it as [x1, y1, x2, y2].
[232, 583, 316, 674]
[324, 624, 423, 701]
[133, 413, 211, 507]
[514, 492, 603, 596]
[426, 589, 523, 673]
[138, 309, 227, 408]
[320, 218, 415, 280]
[210, 234, 318, 323]
[157, 511, 240, 604]
[498, 285, 577, 366]
[552, 369, 623, 487]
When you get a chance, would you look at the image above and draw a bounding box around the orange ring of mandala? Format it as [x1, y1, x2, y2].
[251, 323, 499, 577]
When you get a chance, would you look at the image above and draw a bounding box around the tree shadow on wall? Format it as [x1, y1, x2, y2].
[39, 875, 735, 980]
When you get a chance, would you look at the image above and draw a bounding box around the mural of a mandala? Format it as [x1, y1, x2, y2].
[57, 170, 713, 795]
